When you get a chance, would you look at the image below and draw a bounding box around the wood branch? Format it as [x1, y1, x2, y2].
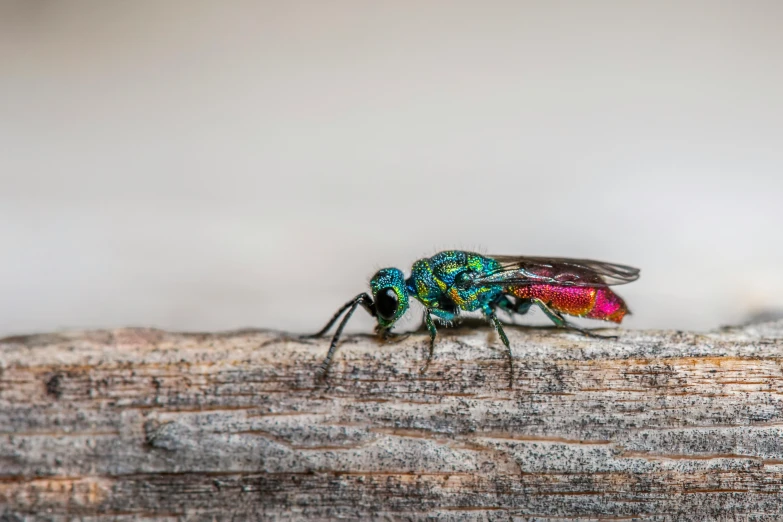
[2, 320, 783, 521]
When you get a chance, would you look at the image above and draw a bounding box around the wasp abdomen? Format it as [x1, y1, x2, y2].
[508, 284, 628, 323]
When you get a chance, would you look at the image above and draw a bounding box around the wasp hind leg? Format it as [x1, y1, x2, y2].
[533, 299, 617, 340]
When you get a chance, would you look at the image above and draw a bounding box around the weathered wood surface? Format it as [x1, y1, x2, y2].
[3, 320, 783, 521]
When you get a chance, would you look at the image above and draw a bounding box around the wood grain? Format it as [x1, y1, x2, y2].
[2, 320, 783, 521]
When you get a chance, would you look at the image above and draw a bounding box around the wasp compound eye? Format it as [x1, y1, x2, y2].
[376, 288, 399, 320]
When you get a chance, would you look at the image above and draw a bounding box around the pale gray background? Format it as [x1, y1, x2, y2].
[1, 1, 782, 336]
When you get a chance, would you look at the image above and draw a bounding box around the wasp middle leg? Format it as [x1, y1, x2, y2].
[483, 305, 513, 389]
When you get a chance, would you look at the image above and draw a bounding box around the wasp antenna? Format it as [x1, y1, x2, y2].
[315, 293, 376, 379]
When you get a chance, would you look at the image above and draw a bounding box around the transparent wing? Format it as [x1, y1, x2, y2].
[473, 255, 640, 288]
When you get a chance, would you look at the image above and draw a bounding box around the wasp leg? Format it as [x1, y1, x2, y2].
[377, 326, 410, 344]
[313, 293, 377, 380]
[420, 308, 458, 374]
[419, 310, 438, 374]
[533, 299, 617, 339]
[493, 295, 517, 322]
[484, 306, 513, 389]
[514, 298, 533, 316]
[493, 295, 533, 323]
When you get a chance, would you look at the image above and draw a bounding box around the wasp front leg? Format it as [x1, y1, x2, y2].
[376, 324, 410, 344]
[419, 307, 458, 375]
[420, 310, 438, 374]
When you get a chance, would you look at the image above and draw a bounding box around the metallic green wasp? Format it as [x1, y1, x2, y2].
[309, 250, 639, 385]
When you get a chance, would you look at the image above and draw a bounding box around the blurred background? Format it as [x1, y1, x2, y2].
[1, 1, 782, 337]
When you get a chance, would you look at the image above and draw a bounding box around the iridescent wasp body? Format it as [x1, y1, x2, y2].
[310, 250, 639, 385]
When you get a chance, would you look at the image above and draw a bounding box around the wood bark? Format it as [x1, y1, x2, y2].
[2, 320, 783, 521]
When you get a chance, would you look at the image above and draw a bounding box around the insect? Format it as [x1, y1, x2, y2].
[309, 250, 639, 386]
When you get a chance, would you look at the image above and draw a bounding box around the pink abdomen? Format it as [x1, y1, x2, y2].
[508, 284, 629, 323]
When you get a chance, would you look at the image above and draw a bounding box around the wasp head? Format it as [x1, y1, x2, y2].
[369, 267, 409, 330]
